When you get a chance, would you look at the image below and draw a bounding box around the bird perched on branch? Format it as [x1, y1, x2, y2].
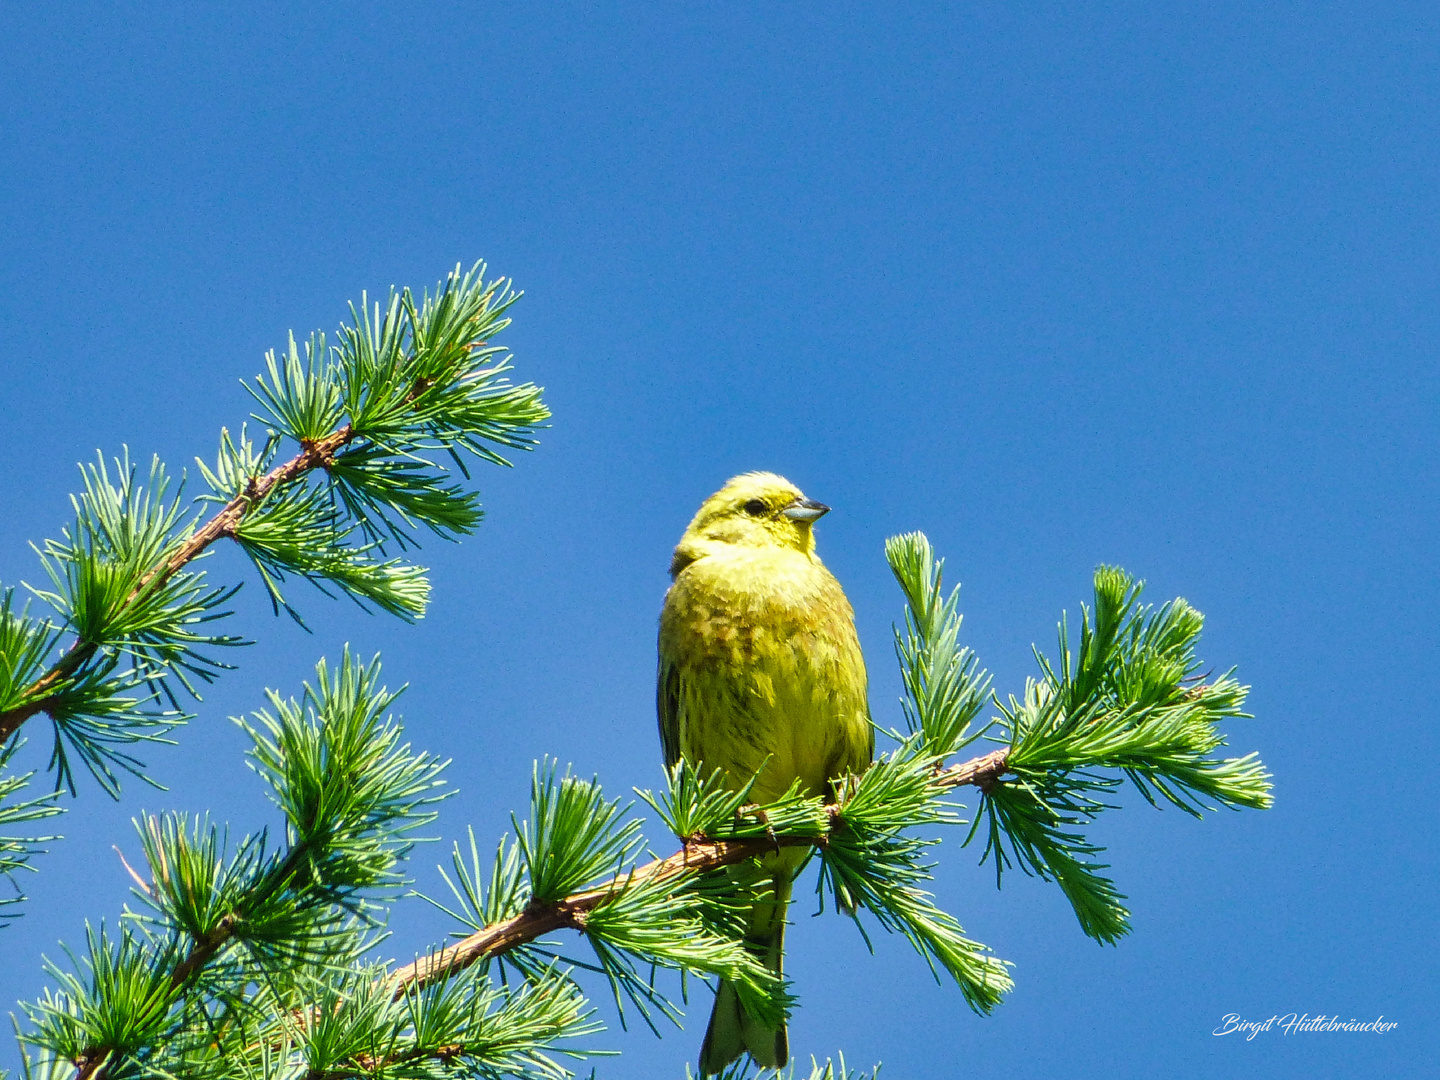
[657, 472, 873, 1074]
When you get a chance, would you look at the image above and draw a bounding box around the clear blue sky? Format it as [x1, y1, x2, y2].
[1, 4, 1434, 1077]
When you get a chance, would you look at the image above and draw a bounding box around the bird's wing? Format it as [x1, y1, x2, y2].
[656, 651, 684, 770]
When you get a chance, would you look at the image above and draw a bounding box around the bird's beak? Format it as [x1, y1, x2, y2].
[781, 498, 830, 522]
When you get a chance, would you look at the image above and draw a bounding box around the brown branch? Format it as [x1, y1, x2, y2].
[0, 425, 354, 747]
[166, 914, 241, 989]
[939, 746, 1010, 791]
[386, 744, 1012, 997]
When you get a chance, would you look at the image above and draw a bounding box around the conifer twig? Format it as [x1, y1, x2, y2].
[386, 745, 1012, 995]
[0, 428, 354, 745]
[0, 264, 547, 804]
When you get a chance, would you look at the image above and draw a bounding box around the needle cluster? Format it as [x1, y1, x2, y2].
[974, 563, 1272, 944]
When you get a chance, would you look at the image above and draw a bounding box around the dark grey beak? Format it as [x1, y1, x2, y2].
[781, 498, 830, 522]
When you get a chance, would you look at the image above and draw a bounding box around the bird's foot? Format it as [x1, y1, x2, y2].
[736, 803, 782, 853]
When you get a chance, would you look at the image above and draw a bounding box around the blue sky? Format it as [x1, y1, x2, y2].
[1, 3, 1435, 1076]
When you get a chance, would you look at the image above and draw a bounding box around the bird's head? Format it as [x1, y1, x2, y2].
[669, 472, 830, 578]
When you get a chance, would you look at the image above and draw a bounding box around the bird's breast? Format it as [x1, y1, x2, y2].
[664, 550, 845, 653]
[658, 548, 871, 801]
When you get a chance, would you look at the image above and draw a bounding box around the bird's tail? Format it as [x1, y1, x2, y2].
[699, 873, 791, 1075]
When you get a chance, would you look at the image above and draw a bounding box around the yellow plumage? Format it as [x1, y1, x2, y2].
[657, 473, 873, 1074]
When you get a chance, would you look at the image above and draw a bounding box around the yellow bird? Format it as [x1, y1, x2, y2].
[657, 472, 873, 1073]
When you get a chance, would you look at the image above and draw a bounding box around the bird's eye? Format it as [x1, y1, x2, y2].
[743, 499, 768, 516]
